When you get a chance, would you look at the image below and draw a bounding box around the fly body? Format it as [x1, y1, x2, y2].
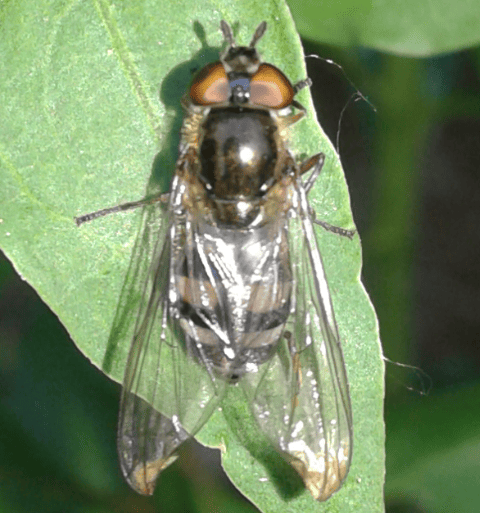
[76, 20, 354, 502]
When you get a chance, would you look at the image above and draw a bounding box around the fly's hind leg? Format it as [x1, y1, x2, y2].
[300, 153, 356, 240]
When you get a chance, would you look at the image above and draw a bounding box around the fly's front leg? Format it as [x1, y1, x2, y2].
[290, 78, 312, 113]
[300, 153, 356, 240]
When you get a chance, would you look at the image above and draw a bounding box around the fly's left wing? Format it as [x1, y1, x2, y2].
[117, 175, 226, 495]
[242, 176, 353, 501]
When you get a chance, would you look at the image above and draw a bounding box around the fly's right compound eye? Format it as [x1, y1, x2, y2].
[190, 61, 229, 105]
[249, 63, 295, 109]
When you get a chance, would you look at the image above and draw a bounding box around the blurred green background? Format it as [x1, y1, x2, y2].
[2, 0, 480, 512]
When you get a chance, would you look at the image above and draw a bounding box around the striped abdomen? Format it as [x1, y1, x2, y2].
[171, 218, 292, 380]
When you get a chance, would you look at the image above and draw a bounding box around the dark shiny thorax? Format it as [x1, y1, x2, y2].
[199, 107, 278, 200]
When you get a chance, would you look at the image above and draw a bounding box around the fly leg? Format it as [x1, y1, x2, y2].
[75, 147, 200, 226]
[75, 193, 169, 226]
[290, 77, 312, 113]
[300, 153, 356, 240]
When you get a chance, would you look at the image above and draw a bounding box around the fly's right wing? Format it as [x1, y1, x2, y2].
[242, 176, 353, 501]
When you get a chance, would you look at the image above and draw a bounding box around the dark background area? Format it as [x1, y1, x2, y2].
[2, 27, 480, 513]
[305, 40, 480, 513]
[307, 43, 480, 388]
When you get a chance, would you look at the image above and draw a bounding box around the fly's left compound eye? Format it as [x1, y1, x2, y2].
[190, 61, 229, 105]
[250, 63, 295, 109]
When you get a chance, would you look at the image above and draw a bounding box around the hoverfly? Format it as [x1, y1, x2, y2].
[76, 20, 354, 502]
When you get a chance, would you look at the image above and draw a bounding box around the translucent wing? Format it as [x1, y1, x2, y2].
[243, 174, 353, 501]
[117, 174, 226, 495]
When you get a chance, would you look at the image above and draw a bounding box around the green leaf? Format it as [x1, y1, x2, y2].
[288, 0, 480, 57]
[0, 0, 383, 511]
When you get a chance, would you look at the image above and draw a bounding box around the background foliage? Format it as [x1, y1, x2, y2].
[1, 0, 480, 512]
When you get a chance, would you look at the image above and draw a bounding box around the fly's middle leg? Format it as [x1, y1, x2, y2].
[75, 193, 169, 226]
[300, 153, 356, 240]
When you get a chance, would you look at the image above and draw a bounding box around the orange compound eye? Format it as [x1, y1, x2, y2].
[190, 61, 229, 105]
[250, 63, 295, 109]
